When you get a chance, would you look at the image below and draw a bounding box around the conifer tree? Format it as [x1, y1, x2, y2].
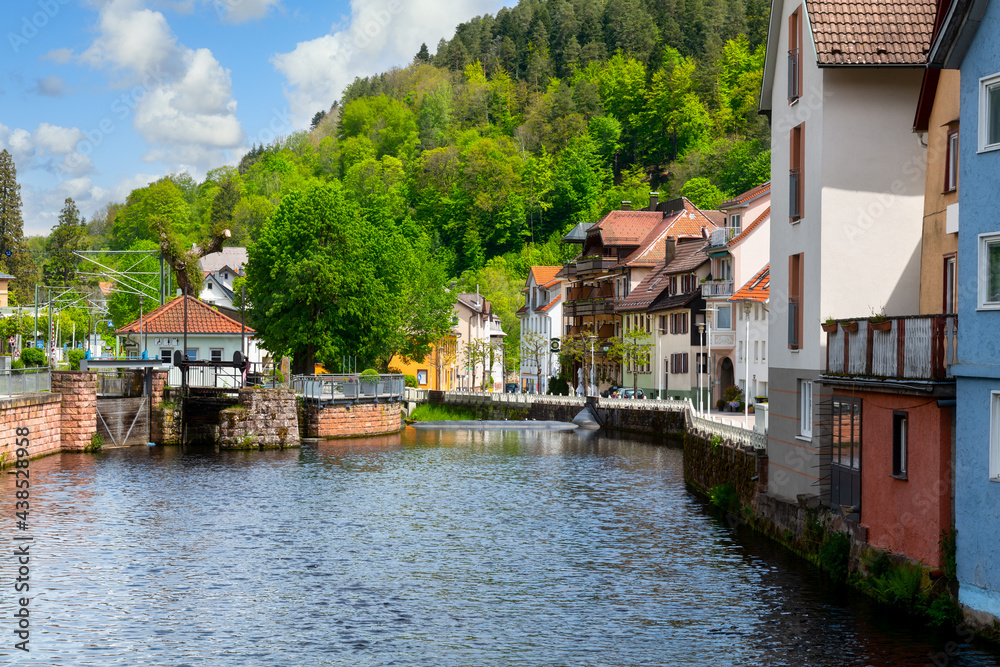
[43, 198, 87, 287]
[0, 149, 33, 302]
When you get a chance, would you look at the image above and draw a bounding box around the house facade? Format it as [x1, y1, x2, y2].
[730, 265, 770, 406]
[455, 292, 506, 391]
[929, 0, 1000, 623]
[517, 266, 564, 393]
[702, 183, 771, 406]
[760, 0, 931, 503]
[0, 271, 11, 308]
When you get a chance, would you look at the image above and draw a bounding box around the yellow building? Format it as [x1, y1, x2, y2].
[389, 336, 459, 391]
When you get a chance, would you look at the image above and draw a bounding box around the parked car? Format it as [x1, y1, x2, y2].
[505, 383, 520, 394]
[601, 386, 622, 398]
[621, 388, 645, 399]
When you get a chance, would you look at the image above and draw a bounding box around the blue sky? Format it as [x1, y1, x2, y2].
[1, 0, 513, 236]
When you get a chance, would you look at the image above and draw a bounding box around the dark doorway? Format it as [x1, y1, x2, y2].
[830, 396, 862, 518]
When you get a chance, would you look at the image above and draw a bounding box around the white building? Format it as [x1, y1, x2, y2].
[701, 183, 770, 406]
[760, 0, 929, 502]
[517, 266, 564, 393]
[198, 247, 247, 310]
[730, 264, 770, 405]
[455, 292, 506, 391]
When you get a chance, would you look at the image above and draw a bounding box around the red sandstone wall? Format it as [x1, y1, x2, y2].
[52, 372, 97, 451]
[0, 395, 63, 461]
[305, 402, 402, 438]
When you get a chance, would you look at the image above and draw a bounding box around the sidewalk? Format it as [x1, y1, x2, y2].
[703, 409, 756, 429]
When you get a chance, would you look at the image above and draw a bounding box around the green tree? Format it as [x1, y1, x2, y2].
[43, 198, 87, 287]
[111, 178, 191, 250]
[607, 325, 653, 396]
[106, 240, 162, 330]
[681, 177, 729, 209]
[0, 150, 33, 301]
[244, 182, 413, 374]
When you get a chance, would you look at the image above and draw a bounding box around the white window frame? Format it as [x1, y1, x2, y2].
[716, 304, 733, 330]
[991, 391, 1000, 481]
[799, 379, 813, 439]
[210, 348, 224, 363]
[979, 72, 1000, 153]
[978, 232, 1000, 309]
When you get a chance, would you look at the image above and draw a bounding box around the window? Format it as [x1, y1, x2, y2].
[186, 349, 198, 361]
[992, 392, 1000, 480]
[945, 128, 959, 192]
[762, 340, 766, 361]
[832, 395, 862, 470]
[207, 283, 213, 291]
[160, 348, 172, 363]
[697, 352, 708, 373]
[659, 315, 666, 334]
[670, 353, 689, 374]
[790, 124, 804, 221]
[979, 233, 1000, 309]
[799, 379, 813, 438]
[944, 255, 957, 314]
[788, 253, 803, 349]
[731, 213, 741, 231]
[717, 305, 732, 330]
[892, 411, 908, 479]
[739, 341, 744, 361]
[754, 340, 759, 361]
[979, 73, 1000, 152]
[211, 349, 223, 363]
[788, 7, 802, 102]
[670, 276, 677, 295]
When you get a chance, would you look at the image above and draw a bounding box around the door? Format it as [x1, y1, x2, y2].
[830, 396, 862, 518]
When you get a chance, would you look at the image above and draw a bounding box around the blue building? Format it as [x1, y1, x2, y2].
[930, 0, 1000, 625]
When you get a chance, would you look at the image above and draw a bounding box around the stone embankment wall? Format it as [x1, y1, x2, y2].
[219, 388, 300, 449]
[301, 401, 402, 439]
[0, 394, 63, 461]
[151, 374, 182, 445]
[52, 372, 97, 451]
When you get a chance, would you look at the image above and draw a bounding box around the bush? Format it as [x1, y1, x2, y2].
[939, 529, 957, 582]
[360, 368, 379, 377]
[20, 348, 45, 367]
[67, 349, 86, 370]
[404, 374, 417, 387]
[548, 375, 569, 395]
[710, 483, 738, 513]
[819, 532, 851, 580]
[716, 398, 726, 411]
[723, 385, 743, 403]
[84, 432, 104, 453]
[11, 358, 24, 370]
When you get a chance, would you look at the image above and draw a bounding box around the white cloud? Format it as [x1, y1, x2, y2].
[32, 76, 70, 97]
[272, 0, 511, 125]
[34, 124, 85, 155]
[43, 47, 74, 64]
[216, 0, 281, 23]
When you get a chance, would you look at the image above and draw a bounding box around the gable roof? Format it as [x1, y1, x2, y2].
[588, 210, 664, 246]
[807, 0, 936, 66]
[530, 266, 562, 288]
[927, 0, 986, 67]
[730, 265, 770, 303]
[117, 296, 254, 335]
[616, 201, 719, 268]
[199, 247, 247, 274]
[719, 182, 771, 209]
[535, 295, 561, 313]
[761, 0, 936, 112]
[615, 240, 710, 312]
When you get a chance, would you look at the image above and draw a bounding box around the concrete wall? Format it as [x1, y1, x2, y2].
[765, 366, 826, 502]
[302, 401, 403, 439]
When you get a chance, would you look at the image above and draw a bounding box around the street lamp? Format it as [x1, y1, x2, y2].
[743, 301, 752, 423]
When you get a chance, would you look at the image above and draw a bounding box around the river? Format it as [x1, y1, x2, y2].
[2, 426, 999, 666]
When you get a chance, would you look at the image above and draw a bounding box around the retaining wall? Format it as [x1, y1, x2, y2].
[51, 371, 97, 451]
[302, 401, 403, 439]
[219, 388, 300, 449]
[0, 394, 63, 461]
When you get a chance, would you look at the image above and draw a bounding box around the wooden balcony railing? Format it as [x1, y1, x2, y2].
[824, 315, 957, 381]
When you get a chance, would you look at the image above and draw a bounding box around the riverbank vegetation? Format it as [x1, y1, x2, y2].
[408, 404, 478, 422]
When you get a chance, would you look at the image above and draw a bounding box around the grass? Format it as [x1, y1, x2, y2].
[408, 404, 478, 422]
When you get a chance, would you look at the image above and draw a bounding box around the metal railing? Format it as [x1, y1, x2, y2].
[294, 374, 405, 404]
[168, 366, 246, 389]
[96, 370, 143, 397]
[0, 368, 51, 396]
[824, 315, 957, 381]
[424, 391, 767, 450]
[700, 280, 735, 298]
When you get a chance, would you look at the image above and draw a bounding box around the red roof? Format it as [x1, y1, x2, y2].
[117, 296, 254, 335]
[530, 266, 562, 288]
[730, 265, 770, 303]
[535, 295, 561, 313]
[807, 0, 937, 66]
[720, 182, 771, 209]
[588, 210, 664, 245]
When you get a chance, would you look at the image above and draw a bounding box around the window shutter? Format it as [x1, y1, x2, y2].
[683, 353, 689, 374]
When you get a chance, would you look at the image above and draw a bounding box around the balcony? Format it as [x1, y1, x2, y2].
[575, 256, 618, 274]
[708, 227, 741, 247]
[575, 299, 616, 317]
[823, 315, 957, 382]
[709, 329, 737, 349]
[701, 280, 735, 298]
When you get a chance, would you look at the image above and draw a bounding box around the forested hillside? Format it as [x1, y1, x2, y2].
[7, 0, 771, 370]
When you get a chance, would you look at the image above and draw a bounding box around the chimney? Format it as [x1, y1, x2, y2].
[665, 236, 677, 265]
[621, 201, 632, 211]
[648, 192, 659, 211]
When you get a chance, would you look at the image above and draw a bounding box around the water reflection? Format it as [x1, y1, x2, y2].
[1, 428, 998, 666]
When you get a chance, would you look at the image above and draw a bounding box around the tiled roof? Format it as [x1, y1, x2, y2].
[720, 182, 771, 209]
[0, 272, 14, 280]
[588, 210, 664, 245]
[117, 296, 254, 335]
[615, 240, 710, 311]
[516, 304, 529, 316]
[806, 0, 937, 65]
[667, 239, 711, 274]
[535, 295, 561, 312]
[456, 293, 490, 314]
[199, 247, 247, 274]
[530, 266, 562, 288]
[730, 265, 770, 303]
[649, 290, 700, 313]
[728, 207, 770, 247]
